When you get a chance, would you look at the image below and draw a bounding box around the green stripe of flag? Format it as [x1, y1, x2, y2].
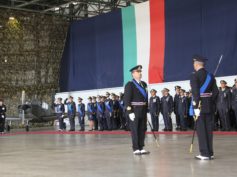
[121, 5, 137, 85]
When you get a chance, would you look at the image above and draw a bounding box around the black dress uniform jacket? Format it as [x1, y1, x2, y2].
[217, 87, 232, 111]
[124, 81, 148, 113]
[190, 68, 218, 113]
[124, 80, 148, 151]
[190, 68, 218, 157]
[149, 96, 160, 114]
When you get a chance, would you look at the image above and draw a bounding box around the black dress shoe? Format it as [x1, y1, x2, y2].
[69, 129, 75, 132]
[162, 128, 168, 131]
[175, 127, 181, 131]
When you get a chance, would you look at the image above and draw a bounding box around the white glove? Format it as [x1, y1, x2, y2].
[1, 115, 5, 118]
[61, 115, 64, 118]
[194, 109, 200, 117]
[129, 113, 135, 121]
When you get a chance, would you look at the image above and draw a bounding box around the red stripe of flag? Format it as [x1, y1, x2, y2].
[149, 0, 165, 83]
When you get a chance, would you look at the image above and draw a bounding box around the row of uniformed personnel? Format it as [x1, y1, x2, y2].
[54, 88, 193, 132]
[54, 93, 127, 132]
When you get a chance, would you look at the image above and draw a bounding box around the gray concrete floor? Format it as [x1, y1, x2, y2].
[1, 132, 237, 177]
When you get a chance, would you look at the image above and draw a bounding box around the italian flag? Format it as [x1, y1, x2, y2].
[122, 0, 165, 85]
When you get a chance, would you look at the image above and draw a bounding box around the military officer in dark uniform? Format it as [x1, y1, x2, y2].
[0, 99, 6, 134]
[174, 86, 181, 130]
[105, 92, 113, 131]
[64, 96, 76, 131]
[161, 88, 173, 131]
[232, 80, 237, 130]
[190, 55, 218, 160]
[124, 65, 149, 155]
[96, 95, 106, 131]
[77, 97, 85, 131]
[118, 93, 126, 130]
[217, 80, 232, 131]
[149, 89, 160, 131]
[178, 89, 188, 131]
[185, 91, 194, 129]
[111, 93, 119, 130]
[92, 96, 98, 130]
[54, 97, 65, 131]
[87, 97, 96, 131]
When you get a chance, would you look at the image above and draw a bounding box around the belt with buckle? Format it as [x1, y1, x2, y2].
[200, 93, 212, 98]
[131, 102, 147, 106]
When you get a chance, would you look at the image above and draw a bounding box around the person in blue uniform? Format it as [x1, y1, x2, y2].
[92, 96, 98, 130]
[217, 80, 232, 131]
[105, 92, 113, 131]
[185, 91, 194, 129]
[118, 92, 126, 130]
[178, 89, 188, 131]
[96, 95, 106, 131]
[77, 97, 85, 131]
[54, 97, 65, 131]
[149, 89, 160, 131]
[232, 80, 237, 131]
[64, 96, 76, 131]
[87, 97, 96, 131]
[190, 55, 218, 160]
[111, 93, 119, 130]
[0, 99, 6, 134]
[124, 65, 150, 155]
[102, 96, 108, 130]
[174, 86, 181, 130]
[161, 88, 174, 131]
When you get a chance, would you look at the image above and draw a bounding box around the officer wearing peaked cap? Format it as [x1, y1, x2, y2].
[217, 80, 231, 131]
[92, 96, 98, 130]
[161, 88, 173, 131]
[105, 92, 113, 131]
[87, 97, 96, 131]
[77, 97, 85, 131]
[149, 89, 160, 131]
[118, 92, 126, 130]
[124, 65, 150, 155]
[96, 95, 106, 131]
[54, 97, 65, 131]
[64, 96, 76, 131]
[232, 79, 237, 130]
[190, 55, 218, 160]
[174, 86, 181, 130]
